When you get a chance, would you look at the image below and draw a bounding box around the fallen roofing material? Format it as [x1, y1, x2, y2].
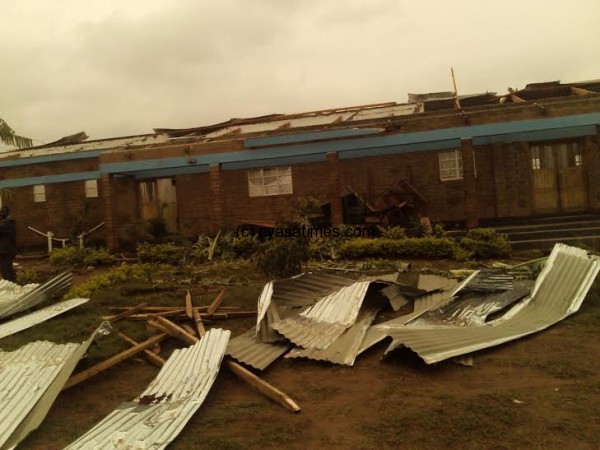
[285, 308, 379, 366]
[65, 328, 230, 450]
[0, 272, 72, 318]
[0, 297, 89, 340]
[0, 331, 97, 449]
[227, 328, 291, 370]
[381, 244, 599, 364]
[272, 281, 373, 350]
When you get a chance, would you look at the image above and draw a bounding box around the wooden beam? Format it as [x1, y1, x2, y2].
[571, 86, 594, 96]
[153, 317, 300, 413]
[510, 94, 526, 103]
[117, 332, 165, 367]
[107, 306, 242, 312]
[225, 360, 301, 413]
[107, 303, 148, 323]
[192, 307, 206, 337]
[105, 311, 256, 321]
[185, 290, 193, 319]
[182, 324, 198, 337]
[63, 333, 167, 390]
[206, 289, 226, 316]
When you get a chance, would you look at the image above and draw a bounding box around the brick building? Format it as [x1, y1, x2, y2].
[1, 80, 599, 251]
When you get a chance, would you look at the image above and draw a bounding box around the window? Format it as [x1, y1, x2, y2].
[248, 166, 293, 197]
[531, 141, 582, 170]
[438, 150, 463, 180]
[85, 179, 99, 198]
[33, 185, 46, 203]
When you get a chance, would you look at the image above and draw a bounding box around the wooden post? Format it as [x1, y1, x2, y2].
[107, 303, 148, 323]
[152, 316, 301, 413]
[206, 289, 225, 316]
[63, 333, 168, 390]
[185, 290, 193, 319]
[117, 332, 165, 367]
[192, 307, 206, 337]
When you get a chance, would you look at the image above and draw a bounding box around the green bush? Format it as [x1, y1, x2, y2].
[49, 246, 114, 267]
[338, 237, 459, 259]
[136, 242, 184, 265]
[256, 237, 309, 278]
[230, 235, 260, 259]
[377, 226, 407, 240]
[65, 263, 154, 299]
[460, 228, 511, 259]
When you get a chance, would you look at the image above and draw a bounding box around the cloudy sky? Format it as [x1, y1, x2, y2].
[1, 0, 599, 146]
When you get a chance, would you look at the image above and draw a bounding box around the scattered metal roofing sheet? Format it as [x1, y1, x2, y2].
[285, 308, 379, 366]
[272, 281, 373, 350]
[460, 269, 514, 292]
[0, 298, 89, 340]
[0, 332, 97, 449]
[227, 328, 291, 371]
[0, 272, 72, 318]
[65, 328, 230, 450]
[382, 244, 599, 364]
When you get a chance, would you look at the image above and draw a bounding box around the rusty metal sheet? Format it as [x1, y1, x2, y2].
[65, 328, 230, 450]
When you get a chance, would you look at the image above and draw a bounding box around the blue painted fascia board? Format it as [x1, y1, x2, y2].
[132, 164, 210, 180]
[0, 150, 102, 168]
[0, 171, 100, 188]
[244, 128, 383, 148]
[222, 153, 327, 170]
[473, 124, 597, 145]
[338, 139, 459, 160]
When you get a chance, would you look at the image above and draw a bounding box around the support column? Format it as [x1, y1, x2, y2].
[584, 131, 600, 210]
[100, 174, 118, 251]
[461, 139, 479, 228]
[327, 152, 343, 226]
[209, 164, 225, 233]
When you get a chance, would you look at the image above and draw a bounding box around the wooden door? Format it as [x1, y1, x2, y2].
[531, 142, 586, 214]
[138, 178, 178, 233]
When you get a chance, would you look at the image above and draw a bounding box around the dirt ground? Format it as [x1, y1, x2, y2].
[6, 258, 600, 449]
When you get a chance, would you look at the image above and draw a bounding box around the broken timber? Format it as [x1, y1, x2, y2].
[63, 333, 168, 390]
[207, 289, 226, 316]
[107, 303, 147, 323]
[150, 316, 301, 413]
[117, 332, 165, 367]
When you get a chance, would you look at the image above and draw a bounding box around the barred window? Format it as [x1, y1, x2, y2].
[85, 179, 99, 198]
[438, 150, 463, 181]
[248, 167, 293, 197]
[33, 185, 46, 203]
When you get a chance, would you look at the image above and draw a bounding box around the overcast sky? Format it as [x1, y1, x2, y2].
[1, 0, 599, 146]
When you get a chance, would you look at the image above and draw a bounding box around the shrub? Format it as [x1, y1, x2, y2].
[377, 226, 407, 240]
[256, 237, 309, 278]
[49, 246, 114, 267]
[338, 237, 459, 259]
[65, 263, 154, 299]
[460, 228, 511, 259]
[230, 234, 260, 259]
[136, 242, 184, 265]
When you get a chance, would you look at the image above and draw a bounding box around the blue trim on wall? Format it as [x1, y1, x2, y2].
[131, 165, 210, 179]
[0, 150, 102, 168]
[473, 124, 597, 145]
[337, 139, 460, 160]
[0, 171, 100, 188]
[222, 153, 327, 170]
[244, 128, 383, 148]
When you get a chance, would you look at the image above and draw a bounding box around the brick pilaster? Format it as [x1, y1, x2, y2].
[209, 164, 225, 233]
[100, 174, 118, 251]
[327, 152, 343, 226]
[461, 139, 479, 228]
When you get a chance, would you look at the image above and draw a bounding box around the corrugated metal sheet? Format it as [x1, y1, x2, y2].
[0, 332, 97, 449]
[256, 272, 356, 343]
[272, 281, 372, 350]
[227, 328, 291, 370]
[382, 244, 600, 364]
[0, 298, 89, 340]
[0, 272, 72, 318]
[285, 308, 379, 366]
[460, 269, 514, 292]
[65, 328, 230, 450]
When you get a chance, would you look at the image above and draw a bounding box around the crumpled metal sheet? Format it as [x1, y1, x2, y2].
[0, 272, 72, 319]
[0, 331, 97, 449]
[227, 328, 291, 370]
[0, 298, 89, 340]
[285, 308, 379, 366]
[381, 244, 599, 364]
[65, 328, 230, 450]
[272, 281, 372, 350]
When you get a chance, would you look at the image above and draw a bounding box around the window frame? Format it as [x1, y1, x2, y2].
[438, 149, 464, 181]
[33, 184, 46, 203]
[84, 179, 99, 198]
[247, 166, 293, 197]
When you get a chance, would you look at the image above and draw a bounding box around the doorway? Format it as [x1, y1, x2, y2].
[138, 178, 178, 233]
[531, 141, 586, 214]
